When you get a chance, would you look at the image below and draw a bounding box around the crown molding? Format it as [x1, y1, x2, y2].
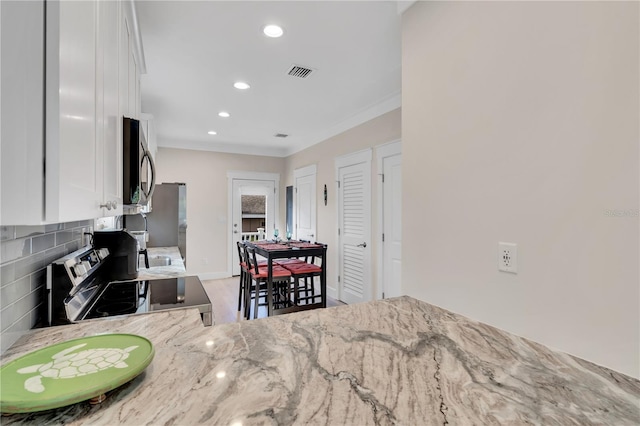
[284, 89, 401, 157]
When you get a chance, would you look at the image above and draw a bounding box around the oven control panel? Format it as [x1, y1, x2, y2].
[48, 245, 111, 326]
[58, 246, 109, 287]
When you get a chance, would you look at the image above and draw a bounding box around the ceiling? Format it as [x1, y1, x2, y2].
[135, 1, 402, 157]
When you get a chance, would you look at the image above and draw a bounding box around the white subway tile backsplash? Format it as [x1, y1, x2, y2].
[31, 269, 46, 292]
[0, 276, 30, 307]
[55, 230, 74, 245]
[32, 233, 56, 253]
[15, 225, 46, 239]
[1, 238, 31, 264]
[1, 303, 16, 332]
[65, 240, 80, 253]
[1, 220, 87, 353]
[1, 262, 16, 284]
[44, 245, 66, 266]
[63, 221, 77, 229]
[14, 254, 41, 279]
[2, 310, 33, 352]
[1, 226, 15, 241]
[44, 223, 64, 233]
[64, 221, 84, 230]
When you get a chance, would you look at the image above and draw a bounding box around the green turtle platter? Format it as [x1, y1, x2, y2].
[0, 334, 154, 414]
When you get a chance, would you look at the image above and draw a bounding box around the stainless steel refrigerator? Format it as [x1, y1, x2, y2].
[147, 183, 187, 264]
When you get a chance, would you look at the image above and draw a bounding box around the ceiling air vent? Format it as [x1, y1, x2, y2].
[287, 65, 315, 79]
[274, 133, 289, 138]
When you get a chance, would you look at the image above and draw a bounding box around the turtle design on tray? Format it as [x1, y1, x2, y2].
[16, 343, 139, 393]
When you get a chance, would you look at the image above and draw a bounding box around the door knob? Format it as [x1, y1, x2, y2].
[357, 242, 367, 248]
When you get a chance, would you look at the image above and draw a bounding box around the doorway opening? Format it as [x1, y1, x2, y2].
[227, 171, 280, 277]
[241, 195, 266, 242]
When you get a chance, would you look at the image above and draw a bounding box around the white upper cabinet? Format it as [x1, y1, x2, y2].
[121, 3, 144, 121]
[0, 1, 45, 225]
[99, 0, 123, 216]
[45, 0, 103, 222]
[0, 0, 144, 225]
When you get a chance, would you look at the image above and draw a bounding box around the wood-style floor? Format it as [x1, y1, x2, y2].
[201, 276, 345, 324]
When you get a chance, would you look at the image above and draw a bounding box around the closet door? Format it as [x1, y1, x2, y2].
[336, 150, 372, 304]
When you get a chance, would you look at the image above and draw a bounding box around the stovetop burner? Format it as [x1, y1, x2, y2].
[95, 302, 137, 316]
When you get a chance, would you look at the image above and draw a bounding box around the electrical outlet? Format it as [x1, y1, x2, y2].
[498, 242, 518, 273]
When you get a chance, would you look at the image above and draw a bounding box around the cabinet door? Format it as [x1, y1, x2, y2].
[119, 8, 130, 119]
[100, 0, 122, 216]
[0, 1, 45, 225]
[128, 46, 138, 119]
[46, 0, 103, 222]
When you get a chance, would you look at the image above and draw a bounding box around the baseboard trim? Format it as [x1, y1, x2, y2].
[327, 286, 338, 300]
[198, 272, 232, 281]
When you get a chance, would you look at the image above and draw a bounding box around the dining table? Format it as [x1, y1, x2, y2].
[244, 240, 327, 317]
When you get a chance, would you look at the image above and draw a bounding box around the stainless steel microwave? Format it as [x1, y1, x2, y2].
[123, 117, 155, 210]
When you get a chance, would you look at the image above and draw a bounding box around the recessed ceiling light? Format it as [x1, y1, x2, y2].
[218, 111, 230, 118]
[263, 24, 283, 38]
[207, 131, 217, 135]
[234, 81, 250, 90]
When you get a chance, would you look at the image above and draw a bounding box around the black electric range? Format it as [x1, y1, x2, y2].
[47, 246, 212, 326]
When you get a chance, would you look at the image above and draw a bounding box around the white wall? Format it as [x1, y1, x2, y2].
[284, 108, 401, 298]
[402, 2, 639, 377]
[154, 148, 285, 277]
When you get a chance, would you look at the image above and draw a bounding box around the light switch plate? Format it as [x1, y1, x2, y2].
[498, 242, 518, 273]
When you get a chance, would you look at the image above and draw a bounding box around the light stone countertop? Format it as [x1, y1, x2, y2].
[136, 246, 186, 280]
[1, 296, 639, 424]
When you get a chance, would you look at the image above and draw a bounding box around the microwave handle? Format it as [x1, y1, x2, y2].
[143, 149, 156, 202]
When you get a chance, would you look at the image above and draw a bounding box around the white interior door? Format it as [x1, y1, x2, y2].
[336, 150, 372, 304]
[231, 179, 275, 276]
[294, 165, 316, 241]
[382, 153, 402, 298]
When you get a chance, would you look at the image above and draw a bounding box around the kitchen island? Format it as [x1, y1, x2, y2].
[2, 296, 638, 424]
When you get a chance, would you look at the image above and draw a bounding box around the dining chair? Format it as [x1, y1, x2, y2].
[244, 245, 292, 319]
[237, 241, 269, 317]
[281, 245, 325, 306]
[236, 241, 249, 314]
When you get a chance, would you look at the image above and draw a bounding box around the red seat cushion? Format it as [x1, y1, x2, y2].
[283, 263, 322, 274]
[251, 266, 292, 279]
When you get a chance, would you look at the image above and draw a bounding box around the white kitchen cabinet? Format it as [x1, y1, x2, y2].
[128, 45, 138, 119]
[99, 0, 123, 217]
[44, 0, 102, 222]
[0, 0, 145, 225]
[119, 5, 131, 119]
[0, 0, 45, 225]
[45, 1, 122, 222]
